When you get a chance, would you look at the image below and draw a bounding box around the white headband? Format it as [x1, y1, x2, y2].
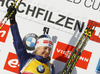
[35, 38, 53, 49]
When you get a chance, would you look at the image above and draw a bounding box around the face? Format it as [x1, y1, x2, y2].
[36, 46, 52, 58]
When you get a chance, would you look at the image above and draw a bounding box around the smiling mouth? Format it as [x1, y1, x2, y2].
[43, 54, 48, 57]
[44, 54, 48, 56]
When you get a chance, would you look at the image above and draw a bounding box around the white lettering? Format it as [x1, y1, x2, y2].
[79, 56, 89, 62]
[8, 59, 19, 68]
[66, 51, 71, 58]
[56, 48, 72, 58]
[56, 48, 89, 62]
[95, 27, 100, 38]
[0, 30, 6, 37]
[57, 48, 61, 52]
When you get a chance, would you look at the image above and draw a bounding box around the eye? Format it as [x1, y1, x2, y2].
[44, 47, 48, 49]
[48, 47, 51, 51]
[49, 48, 51, 51]
[44, 47, 51, 50]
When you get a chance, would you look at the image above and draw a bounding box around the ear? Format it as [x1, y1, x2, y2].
[35, 47, 40, 51]
[35, 47, 39, 55]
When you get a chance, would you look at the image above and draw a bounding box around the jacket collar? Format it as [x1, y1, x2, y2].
[33, 53, 49, 63]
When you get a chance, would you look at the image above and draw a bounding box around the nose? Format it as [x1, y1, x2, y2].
[46, 48, 51, 54]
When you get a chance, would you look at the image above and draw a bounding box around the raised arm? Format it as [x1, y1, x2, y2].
[7, 4, 32, 64]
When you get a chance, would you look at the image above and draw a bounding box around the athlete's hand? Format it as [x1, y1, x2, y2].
[7, 3, 17, 25]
